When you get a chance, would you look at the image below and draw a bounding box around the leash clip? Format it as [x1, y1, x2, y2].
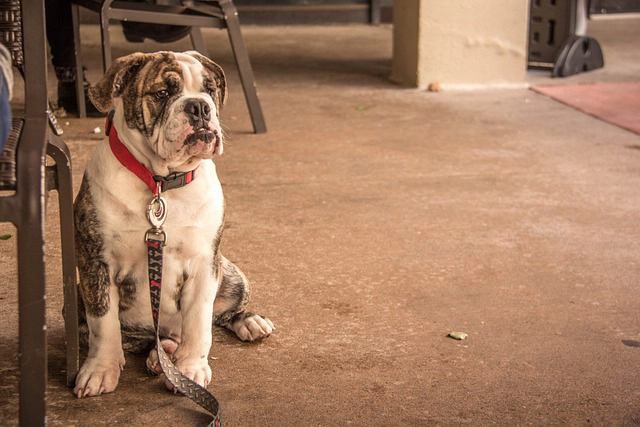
[145, 228, 168, 246]
[146, 183, 168, 245]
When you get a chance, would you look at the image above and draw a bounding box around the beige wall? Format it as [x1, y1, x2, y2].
[391, 0, 530, 89]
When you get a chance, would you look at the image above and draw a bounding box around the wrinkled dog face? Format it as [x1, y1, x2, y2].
[89, 51, 227, 164]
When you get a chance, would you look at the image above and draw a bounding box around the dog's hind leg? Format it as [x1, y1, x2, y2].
[213, 256, 274, 341]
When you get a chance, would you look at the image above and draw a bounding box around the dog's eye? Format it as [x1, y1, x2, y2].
[205, 88, 216, 99]
[154, 90, 170, 100]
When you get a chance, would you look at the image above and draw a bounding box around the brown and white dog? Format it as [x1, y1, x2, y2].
[73, 51, 273, 398]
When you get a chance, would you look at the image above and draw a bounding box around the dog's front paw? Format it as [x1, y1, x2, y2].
[231, 314, 275, 342]
[73, 356, 125, 398]
[164, 353, 212, 392]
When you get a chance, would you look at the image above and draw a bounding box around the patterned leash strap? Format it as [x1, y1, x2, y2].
[146, 189, 222, 427]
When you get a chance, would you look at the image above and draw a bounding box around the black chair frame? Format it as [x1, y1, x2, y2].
[0, 0, 79, 424]
[70, 0, 266, 133]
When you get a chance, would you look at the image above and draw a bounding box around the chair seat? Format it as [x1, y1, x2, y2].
[76, 0, 226, 26]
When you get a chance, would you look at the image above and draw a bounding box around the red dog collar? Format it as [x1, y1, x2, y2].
[105, 111, 198, 195]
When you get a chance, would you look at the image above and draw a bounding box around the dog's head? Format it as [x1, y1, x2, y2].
[90, 51, 227, 167]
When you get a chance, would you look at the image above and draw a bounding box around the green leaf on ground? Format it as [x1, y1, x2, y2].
[447, 331, 468, 340]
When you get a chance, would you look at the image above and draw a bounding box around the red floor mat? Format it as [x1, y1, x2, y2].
[531, 82, 640, 135]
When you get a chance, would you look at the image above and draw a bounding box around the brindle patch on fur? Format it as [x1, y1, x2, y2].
[203, 75, 223, 114]
[123, 53, 183, 137]
[121, 323, 185, 353]
[211, 217, 224, 273]
[214, 257, 252, 327]
[120, 322, 156, 353]
[77, 296, 89, 347]
[189, 51, 227, 110]
[173, 272, 186, 311]
[74, 175, 111, 318]
[116, 272, 137, 311]
[88, 52, 184, 137]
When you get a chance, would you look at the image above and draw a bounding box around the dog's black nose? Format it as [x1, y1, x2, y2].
[185, 99, 211, 128]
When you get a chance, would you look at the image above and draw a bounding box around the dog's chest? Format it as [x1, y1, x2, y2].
[86, 149, 224, 326]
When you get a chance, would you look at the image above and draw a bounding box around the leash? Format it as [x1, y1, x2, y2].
[105, 112, 222, 426]
[146, 190, 221, 427]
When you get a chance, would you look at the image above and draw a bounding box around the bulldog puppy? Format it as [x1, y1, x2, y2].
[73, 51, 274, 398]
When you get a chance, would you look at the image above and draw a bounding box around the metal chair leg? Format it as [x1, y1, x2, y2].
[71, 2, 87, 118]
[17, 123, 48, 427]
[100, 8, 113, 72]
[46, 137, 79, 387]
[18, 222, 47, 426]
[219, 0, 266, 133]
[190, 28, 210, 57]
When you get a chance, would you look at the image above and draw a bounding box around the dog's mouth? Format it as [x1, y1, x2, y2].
[183, 128, 222, 155]
[185, 128, 218, 146]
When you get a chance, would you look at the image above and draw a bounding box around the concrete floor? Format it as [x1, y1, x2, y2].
[1, 16, 640, 426]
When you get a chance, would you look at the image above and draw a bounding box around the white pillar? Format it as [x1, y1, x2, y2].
[391, 0, 530, 90]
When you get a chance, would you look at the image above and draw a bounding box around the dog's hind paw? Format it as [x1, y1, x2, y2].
[73, 356, 124, 398]
[146, 338, 179, 375]
[231, 314, 275, 342]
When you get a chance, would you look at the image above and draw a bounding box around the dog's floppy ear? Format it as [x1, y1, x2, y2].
[186, 51, 227, 108]
[88, 52, 153, 112]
